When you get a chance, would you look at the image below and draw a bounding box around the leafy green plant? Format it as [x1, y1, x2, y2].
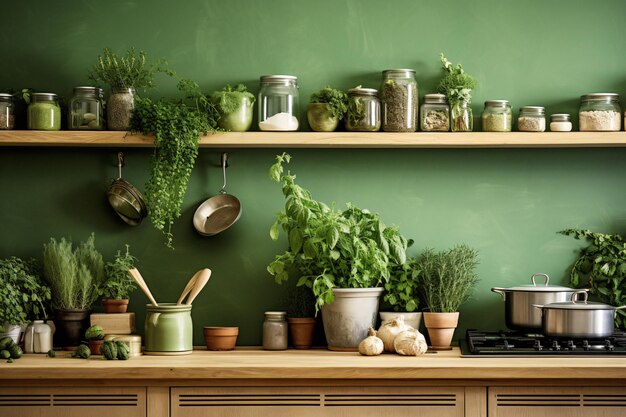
[42, 234, 105, 311]
[418, 245, 479, 313]
[286, 284, 316, 318]
[267, 153, 413, 313]
[211, 84, 255, 115]
[437, 53, 476, 106]
[88, 47, 164, 91]
[382, 258, 420, 312]
[100, 245, 137, 300]
[310, 86, 348, 120]
[561, 228, 626, 328]
[0, 257, 51, 327]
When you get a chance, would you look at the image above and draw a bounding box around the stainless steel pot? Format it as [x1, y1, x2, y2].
[532, 292, 626, 338]
[491, 273, 587, 330]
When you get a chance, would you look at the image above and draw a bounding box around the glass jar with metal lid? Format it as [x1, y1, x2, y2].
[258, 75, 299, 131]
[550, 114, 572, 132]
[346, 87, 380, 132]
[579, 93, 621, 131]
[420, 93, 449, 132]
[517, 106, 546, 132]
[381, 69, 418, 132]
[27, 93, 61, 131]
[69, 86, 104, 130]
[482, 100, 512, 132]
[262, 311, 288, 350]
[0, 93, 15, 130]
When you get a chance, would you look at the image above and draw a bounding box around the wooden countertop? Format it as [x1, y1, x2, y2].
[2, 348, 626, 381]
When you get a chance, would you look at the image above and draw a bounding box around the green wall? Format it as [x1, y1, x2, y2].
[1, 0, 626, 345]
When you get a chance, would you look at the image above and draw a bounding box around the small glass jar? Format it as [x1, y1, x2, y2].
[482, 100, 512, 132]
[346, 87, 380, 132]
[69, 86, 104, 130]
[381, 69, 418, 132]
[258, 75, 299, 131]
[517, 106, 546, 132]
[451, 100, 473, 132]
[27, 93, 61, 131]
[579, 93, 621, 131]
[420, 93, 450, 132]
[0, 93, 15, 130]
[263, 311, 288, 350]
[550, 114, 572, 132]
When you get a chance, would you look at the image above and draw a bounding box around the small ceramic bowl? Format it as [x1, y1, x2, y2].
[203, 327, 239, 351]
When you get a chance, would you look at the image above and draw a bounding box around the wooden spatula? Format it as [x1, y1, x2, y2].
[128, 268, 158, 306]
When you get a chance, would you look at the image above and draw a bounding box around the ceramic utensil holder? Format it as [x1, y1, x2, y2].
[144, 303, 192, 355]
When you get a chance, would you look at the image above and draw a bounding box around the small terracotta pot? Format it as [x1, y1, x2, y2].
[203, 327, 239, 351]
[102, 299, 129, 313]
[88, 339, 104, 355]
[423, 312, 459, 350]
[287, 317, 316, 349]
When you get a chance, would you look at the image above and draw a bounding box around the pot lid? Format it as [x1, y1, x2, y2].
[494, 273, 577, 292]
[539, 292, 619, 310]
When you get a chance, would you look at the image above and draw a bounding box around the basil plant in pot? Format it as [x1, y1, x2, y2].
[267, 153, 413, 350]
[211, 84, 255, 132]
[418, 245, 479, 350]
[286, 284, 317, 350]
[307, 86, 348, 132]
[380, 258, 421, 330]
[99, 245, 137, 314]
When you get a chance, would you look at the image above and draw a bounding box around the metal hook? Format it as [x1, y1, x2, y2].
[220, 152, 229, 194]
[117, 152, 125, 179]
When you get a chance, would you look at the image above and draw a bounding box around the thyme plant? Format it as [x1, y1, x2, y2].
[88, 47, 163, 91]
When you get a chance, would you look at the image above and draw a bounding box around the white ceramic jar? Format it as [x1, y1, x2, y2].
[24, 320, 53, 353]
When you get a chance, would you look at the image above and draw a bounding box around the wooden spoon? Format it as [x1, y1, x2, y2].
[128, 268, 158, 306]
[177, 270, 201, 305]
[185, 268, 212, 306]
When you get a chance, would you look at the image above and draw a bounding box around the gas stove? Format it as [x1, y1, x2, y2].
[460, 329, 626, 356]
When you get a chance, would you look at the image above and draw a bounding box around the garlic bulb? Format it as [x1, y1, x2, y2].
[394, 328, 428, 356]
[377, 316, 413, 352]
[358, 328, 384, 356]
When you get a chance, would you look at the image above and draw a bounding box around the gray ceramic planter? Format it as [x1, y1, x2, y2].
[321, 287, 383, 351]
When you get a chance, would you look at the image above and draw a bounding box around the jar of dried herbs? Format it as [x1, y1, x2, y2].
[579, 93, 621, 131]
[517, 106, 546, 132]
[346, 87, 380, 132]
[381, 69, 418, 132]
[27, 93, 61, 131]
[69, 86, 104, 130]
[0, 93, 15, 130]
[482, 100, 512, 132]
[420, 93, 449, 132]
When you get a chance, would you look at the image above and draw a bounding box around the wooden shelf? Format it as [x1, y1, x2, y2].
[0, 130, 625, 148]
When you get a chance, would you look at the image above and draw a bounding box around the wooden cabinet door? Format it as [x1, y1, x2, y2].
[489, 386, 626, 417]
[0, 386, 146, 417]
[171, 386, 465, 417]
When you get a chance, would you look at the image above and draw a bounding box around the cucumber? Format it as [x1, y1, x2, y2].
[0, 336, 14, 351]
[0, 350, 10, 360]
[8, 344, 22, 359]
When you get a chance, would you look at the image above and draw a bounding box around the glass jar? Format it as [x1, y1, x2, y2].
[381, 69, 418, 132]
[262, 311, 288, 350]
[0, 93, 15, 130]
[420, 93, 449, 132]
[550, 114, 572, 132]
[451, 100, 473, 132]
[482, 100, 512, 132]
[69, 86, 104, 130]
[517, 106, 546, 132]
[579, 93, 621, 131]
[27, 93, 61, 131]
[108, 87, 135, 131]
[258, 75, 299, 131]
[346, 87, 380, 132]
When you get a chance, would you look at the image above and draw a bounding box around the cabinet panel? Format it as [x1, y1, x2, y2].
[0, 386, 146, 417]
[489, 386, 626, 417]
[171, 386, 464, 417]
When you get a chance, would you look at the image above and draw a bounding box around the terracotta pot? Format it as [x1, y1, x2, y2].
[287, 318, 316, 349]
[423, 312, 459, 350]
[203, 327, 238, 351]
[88, 339, 104, 355]
[54, 309, 90, 350]
[102, 299, 129, 313]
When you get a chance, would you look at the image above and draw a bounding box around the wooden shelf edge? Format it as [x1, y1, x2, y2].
[0, 130, 625, 148]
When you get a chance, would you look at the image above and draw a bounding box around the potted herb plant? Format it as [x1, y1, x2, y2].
[0, 257, 51, 343]
[380, 258, 422, 329]
[561, 229, 626, 328]
[437, 53, 477, 132]
[42, 234, 105, 349]
[85, 325, 105, 355]
[211, 84, 255, 131]
[286, 284, 317, 349]
[100, 245, 137, 313]
[418, 245, 479, 350]
[307, 86, 348, 132]
[267, 153, 413, 350]
[89, 47, 163, 130]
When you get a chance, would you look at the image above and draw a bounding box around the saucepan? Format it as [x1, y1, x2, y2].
[106, 152, 148, 226]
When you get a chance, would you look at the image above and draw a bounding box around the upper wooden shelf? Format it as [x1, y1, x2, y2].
[0, 130, 625, 148]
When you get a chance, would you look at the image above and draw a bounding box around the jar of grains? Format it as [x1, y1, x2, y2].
[381, 69, 418, 132]
[517, 106, 546, 132]
[420, 93, 450, 132]
[482, 100, 512, 132]
[27, 93, 61, 131]
[69, 86, 104, 130]
[346, 87, 381, 132]
[258, 75, 299, 131]
[579, 93, 621, 131]
[262, 311, 288, 350]
[0, 93, 15, 130]
[549, 114, 572, 132]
